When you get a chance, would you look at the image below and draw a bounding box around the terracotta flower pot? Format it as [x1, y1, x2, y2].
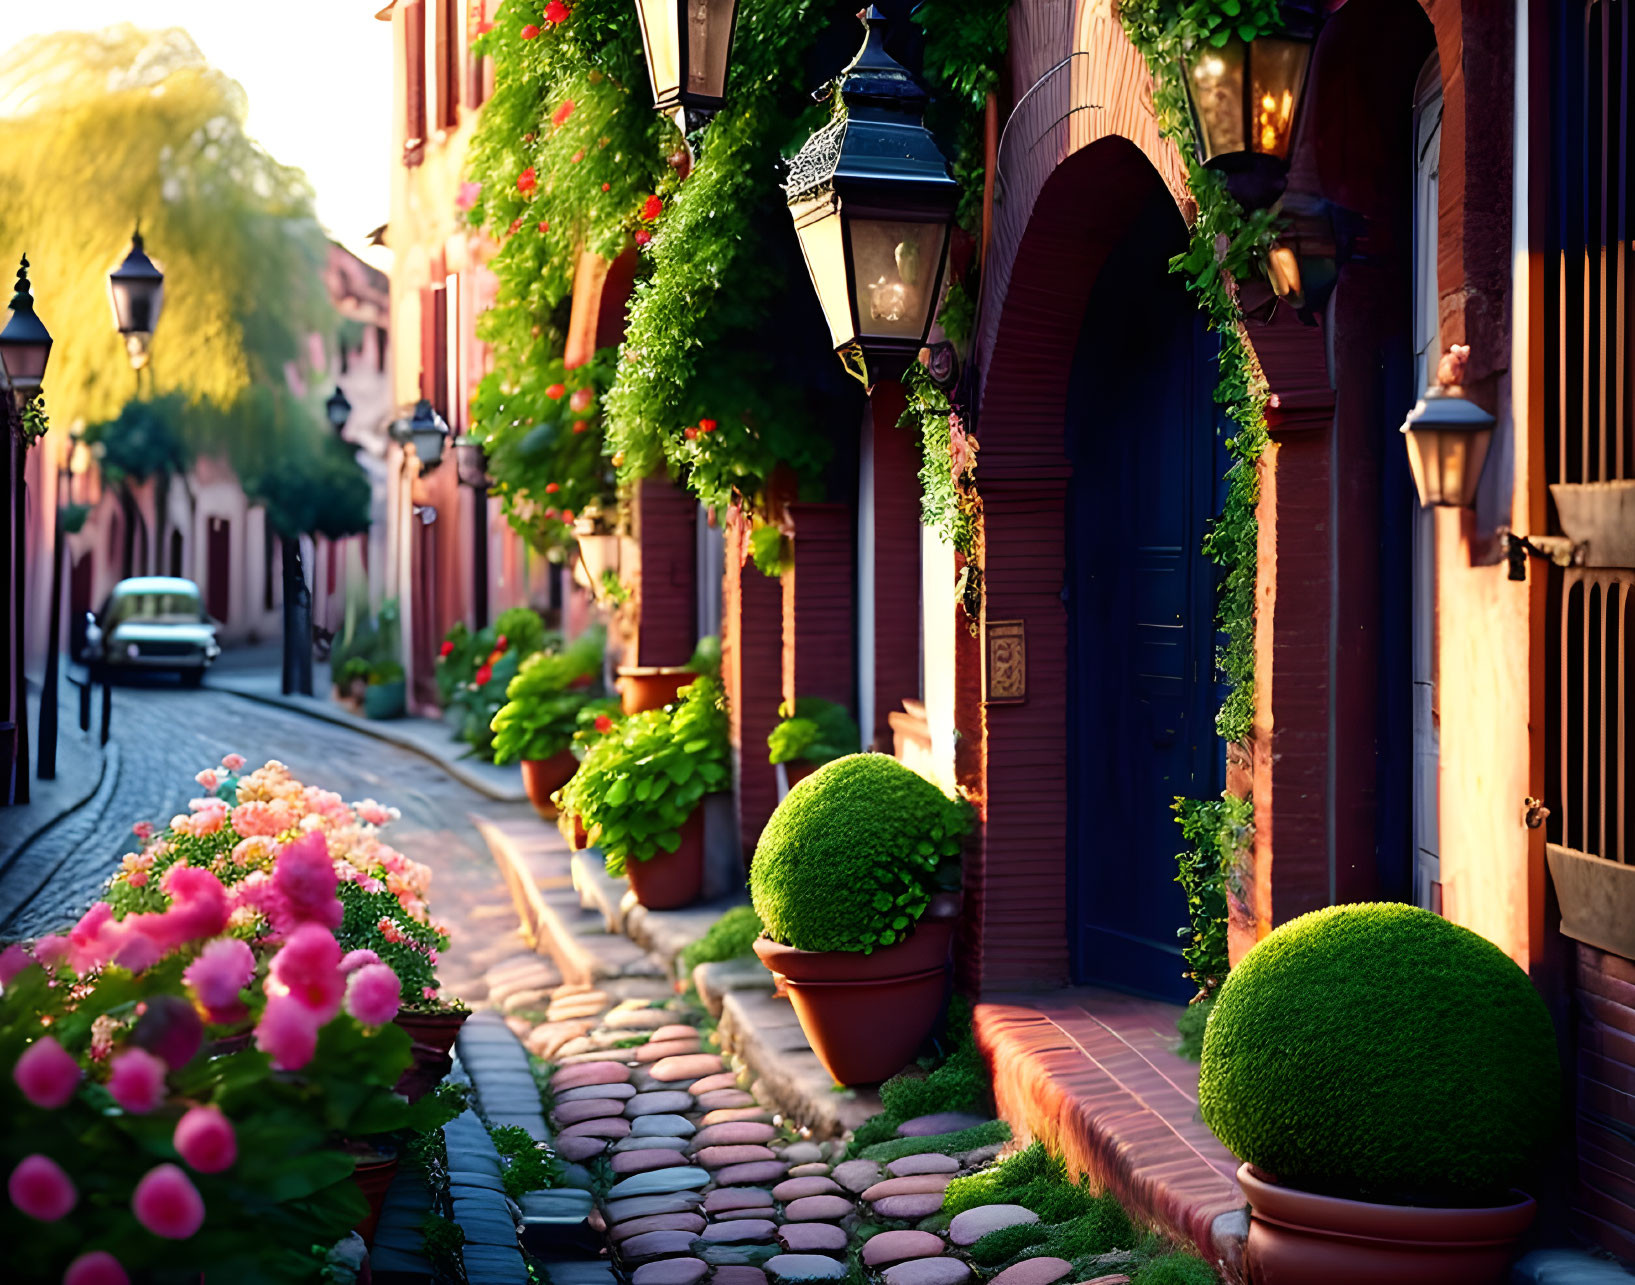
[392, 1008, 468, 1100]
[753, 909, 957, 1086]
[350, 1153, 401, 1245]
[616, 666, 696, 715]
[1236, 1164, 1537, 1285]
[624, 810, 705, 910]
[394, 1007, 470, 1056]
[521, 749, 579, 817]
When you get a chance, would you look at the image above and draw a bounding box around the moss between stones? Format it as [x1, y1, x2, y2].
[1199, 902, 1561, 1204]
[857, 1120, 1012, 1164]
[749, 754, 968, 954]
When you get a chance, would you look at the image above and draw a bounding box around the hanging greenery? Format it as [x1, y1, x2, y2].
[1117, 0, 1285, 997]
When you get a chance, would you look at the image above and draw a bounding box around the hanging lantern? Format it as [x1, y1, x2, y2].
[634, 0, 739, 133]
[108, 229, 165, 371]
[0, 256, 53, 398]
[1182, 0, 1321, 208]
[325, 385, 353, 433]
[785, 6, 960, 388]
[406, 398, 450, 471]
[1400, 387, 1494, 508]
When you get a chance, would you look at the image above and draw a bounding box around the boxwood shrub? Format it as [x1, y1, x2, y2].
[749, 754, 968, 953]
[1198, 902, 1560, 1205]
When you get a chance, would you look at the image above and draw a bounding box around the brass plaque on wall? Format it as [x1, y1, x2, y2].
[984, 619, 1026, 704]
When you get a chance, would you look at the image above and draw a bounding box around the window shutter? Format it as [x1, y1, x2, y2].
[403, 0, 427, 163]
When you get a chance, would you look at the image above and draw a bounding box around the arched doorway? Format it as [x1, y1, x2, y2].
[1064, 183, 1224, 1000]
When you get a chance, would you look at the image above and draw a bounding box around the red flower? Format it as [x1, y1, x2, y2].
[521, 23, 540, 38]
[478, 19, 495, 33]
[640, 194, 664, 221]
[474, 664, 493, 687]
[545, 482, 560, 494]
[508, 217, 523, 235]
[562, 510, 576, 522]
[546, 383, 566, 399]
[634, 229, 652, 246]
[594, 715, 614, 733]
[517, 167, 537, 195]
[569, 387, 595, 413]
[552, 100, 575, 127]
[699, 418, 718, 433]
[684, 426, 699, 441]
[571, 149, 585, 164]
[601, 182, 611, 192]
[439, 640, 454, 658]
[544, 0, 570, 23]
[538, 220, 551, 233]
[572, 421, 589, 433]
[496, 634, 508, 649]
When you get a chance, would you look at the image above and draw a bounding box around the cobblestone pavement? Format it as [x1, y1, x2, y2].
[0, 672, 541, 1008]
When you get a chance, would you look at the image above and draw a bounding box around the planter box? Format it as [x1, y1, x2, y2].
[363, 680, 406, 720]
[1550, 481, 1635, 567]
[1546, 843, 1635, 960]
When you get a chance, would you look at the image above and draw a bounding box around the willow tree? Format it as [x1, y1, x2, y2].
[0, 25, 368, 684]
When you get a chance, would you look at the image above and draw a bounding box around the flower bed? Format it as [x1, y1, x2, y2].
[0, 755, 466, 1281]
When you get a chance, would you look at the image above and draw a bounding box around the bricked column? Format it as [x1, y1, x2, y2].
[782, 503, 855, 712]
[630, 475, 696, 667]
[721, 512, 783, 860]
[864, 381, 923, 751]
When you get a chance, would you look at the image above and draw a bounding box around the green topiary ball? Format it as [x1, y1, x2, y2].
[1198, 903, 1560, 1204]
[750, 753, 968, 953]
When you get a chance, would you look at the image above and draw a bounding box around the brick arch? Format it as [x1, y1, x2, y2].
[960, 136, 1190, 993]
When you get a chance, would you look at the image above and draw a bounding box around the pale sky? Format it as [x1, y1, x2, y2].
[2, 1, 395, 269]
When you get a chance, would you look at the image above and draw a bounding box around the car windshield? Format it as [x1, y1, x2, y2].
[108, 592, 203, 626]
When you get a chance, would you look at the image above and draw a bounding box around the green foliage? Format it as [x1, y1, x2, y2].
[0, 27, 338, 471]
[1128, 1254, 1220, 1285]
[969, 1223, 1052, 1265]
[490, 1124, 566, 1198]
[901, 363, 982, 621]
[767, 698, 861, 766]
[849, 1114, 901, 1151]
[491, 630, 606, 764]
[1199, 903, 1562, 1204]
[337, 880, 449, 1005]
[556, 675, 732, 872]
[859, 1119, 1011, 1163]
[331, 598, 402, 690]
[1171, 793, 1251, 996]
[419, 1213, 466, 1276]
[915, 0, 1011, 233]
[945, 1144, 1105, 1221]
[246, 430, 372, 540]
[439, 609, 556, 761]
[84, 394, 192, 484]
[678, 905, 766, 975]
[750, 754, 968, 953]
[1174, 992, 1215, 1062]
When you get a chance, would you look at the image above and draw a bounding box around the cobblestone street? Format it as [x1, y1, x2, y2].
[0, 671, 540, 1008]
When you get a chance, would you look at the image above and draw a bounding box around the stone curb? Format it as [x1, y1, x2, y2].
[214, 682, 527, 803]
[0, 690, 115, 872]
[570, 849, 753, 980]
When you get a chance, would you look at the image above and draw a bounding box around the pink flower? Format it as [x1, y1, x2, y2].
[569, 387, 595, 413]
[340, 949, 381, 973]
[230, 800, 294, 838]
[270, 832, 343, 933]
[0, 943, 36, 986]
[123, 867, 230, 956]
[422, 985, 438, 1000]
[221, 753, 246, 771]
[354, 799, 395, 827]
[195, 768, 220, 791]
[346, 964, 402, 1026]
[185, 938, 256, 1023]
[189, 803, 227, 836]
[254, 994, 320, 1071]
[132, 1164, 205, 1239]
[132, 821, 154, 841]
[173, 1107, 237, 1173]
[32, 935, 69, 969]
[67, 901, 128, 974]
[8, 1154, 76, 1221]
[107, 1047, 168, 1114]
[127, 870, 150, 888]
[268, 924, 345, 1020]
[64, 1251, 130, 1285]
[14, 1036, 80, 1108]
[456, 181, 482, 211]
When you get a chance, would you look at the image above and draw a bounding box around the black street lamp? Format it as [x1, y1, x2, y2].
[785, 7, 960, 388]
[405, 399, 450, 472]
[1181, 0, 1321, 209]
[634, 0, 740, 133]
[0, 256, 53, 805]
[109, 228, 165, 372]
[326, 385, 353, 435]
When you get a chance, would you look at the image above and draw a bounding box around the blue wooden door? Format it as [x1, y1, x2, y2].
[1064, 197, 1225, 1001]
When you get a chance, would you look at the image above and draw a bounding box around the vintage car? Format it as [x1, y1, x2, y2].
[84, 577, 221, 684]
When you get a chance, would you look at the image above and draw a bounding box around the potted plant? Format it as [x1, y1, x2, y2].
[490, 630, 606, 815]
[749, 754, 969, 1086]
[554, 676, 730, 909]
[1198, 903, 1561, 1284]
[442, 606, 554, 761]
[362, 660, 406, 719]
[767, 697, 861, 791]
[616, 636, 720, 716]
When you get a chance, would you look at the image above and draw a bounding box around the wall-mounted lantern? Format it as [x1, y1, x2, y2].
[325, 385, 353, 435]
[108, 229, 165, 372]
[1182, 0, 1321, 208]
[785, 6, 960, 388]
[0, 256, 53, 402]
[404, 398, 449, 473]
[1400, 386, 1494, 508]
[454, 434, 491, 489]
[634, 0, 739, 134]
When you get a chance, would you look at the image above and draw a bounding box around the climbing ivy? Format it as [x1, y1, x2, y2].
[1117, 0, 1288, 995]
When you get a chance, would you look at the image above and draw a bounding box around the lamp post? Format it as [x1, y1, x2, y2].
[1180, 0, 1321, 209]
[109, 228, 165, 376]
[0, 255, 54, 805]
[326, 385, 353, 437]
[454, 434, 492, 629]
[633, 0, 740, 134]
[785, 7, 960, 389]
